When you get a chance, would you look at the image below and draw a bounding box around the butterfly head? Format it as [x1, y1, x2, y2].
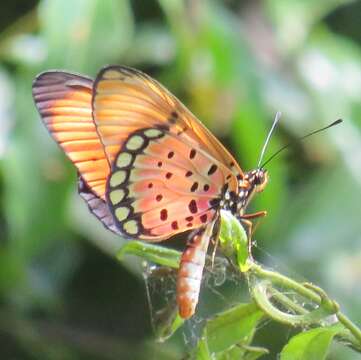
[251, 168, 269, 193]
[233, 168, 268, 216]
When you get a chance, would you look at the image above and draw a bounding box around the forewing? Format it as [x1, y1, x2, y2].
[32, 71, 110, 199]
[92, 65, 243, 183]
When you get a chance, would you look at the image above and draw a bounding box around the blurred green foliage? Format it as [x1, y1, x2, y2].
[0, 0, 361, 359]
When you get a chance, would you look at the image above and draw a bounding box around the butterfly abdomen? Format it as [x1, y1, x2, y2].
[176, 225, 213, 319]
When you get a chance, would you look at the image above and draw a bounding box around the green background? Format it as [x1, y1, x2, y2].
[0, 0, 360, 358]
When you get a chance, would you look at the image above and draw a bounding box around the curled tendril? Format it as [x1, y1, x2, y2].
[252, 280, 339, 327]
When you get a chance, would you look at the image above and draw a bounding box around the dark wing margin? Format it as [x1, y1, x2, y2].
[78, 176, 120, 235]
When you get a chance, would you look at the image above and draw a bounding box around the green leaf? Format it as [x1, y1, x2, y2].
[117, 240, 181, 269]
[280, 326, 342, 360]
[194, 337, 212, 360]
[155, 312, 184, 343]
[216, 344, 268, 360]
[219, 211, 249, 271]
[204, 302, 264, 354]
[216, 345, 244, 360]
[242, 345, 269, 360]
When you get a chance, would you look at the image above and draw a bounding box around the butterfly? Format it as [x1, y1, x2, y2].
[32, 65, 268, 319]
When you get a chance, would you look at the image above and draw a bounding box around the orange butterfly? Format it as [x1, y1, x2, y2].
[32, 65, 268, 319]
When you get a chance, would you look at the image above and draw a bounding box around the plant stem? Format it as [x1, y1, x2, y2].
[269, 287, 308, 315]
[253, 280, 335, 326]
[248, 260, 361, 351]
[249, 262, 320, 303]
[337, 313, 361, 348]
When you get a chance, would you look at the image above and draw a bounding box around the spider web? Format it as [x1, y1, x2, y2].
[248, 242, 339, 352]
[142, 253, 249, 346]
[141, 238, 334, 350]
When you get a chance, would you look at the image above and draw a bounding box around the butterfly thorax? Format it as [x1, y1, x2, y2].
[221, 169, 268, 218]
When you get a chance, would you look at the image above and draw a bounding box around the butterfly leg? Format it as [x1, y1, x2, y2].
[240, 211, 267, 257]
[241, 210, 267, 221]
[177, 221, 216, 319]
[210, 216, 221, 269]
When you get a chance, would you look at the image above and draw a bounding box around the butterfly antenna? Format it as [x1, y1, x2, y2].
[257, 111, 282, 168]
[260, 118, 343, 169]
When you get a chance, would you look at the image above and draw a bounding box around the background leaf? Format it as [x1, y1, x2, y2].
[280, 326, 342, 360]
[203, 302, 264, 354]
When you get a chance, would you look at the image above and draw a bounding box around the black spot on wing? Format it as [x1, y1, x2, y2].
[168, 111, 178, 124]
[208, 164, 218, 175]
[200, 214, 208, 223]
[188, 199, 198, 214]
[189, 149, 196, 159]
[190, 182, 198, 192]
[160, 209, 168, 221]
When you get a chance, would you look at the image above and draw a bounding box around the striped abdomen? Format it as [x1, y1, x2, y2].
[176, 222, 215, 318]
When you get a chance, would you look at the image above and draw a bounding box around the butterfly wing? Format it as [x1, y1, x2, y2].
[32, 71, 110, 199]
[92, 66, 240, 240]
[78, 176, 120, 235]
[106, 126, 228, 240]
[92, 65, 243, 179]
